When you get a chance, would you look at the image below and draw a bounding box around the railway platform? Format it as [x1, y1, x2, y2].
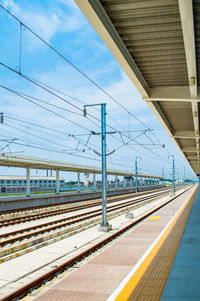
[27, 185, 198, 301]
[161, 186, 200, 301]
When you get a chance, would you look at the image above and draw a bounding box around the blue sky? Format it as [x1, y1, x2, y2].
[0, 0, 196, 181]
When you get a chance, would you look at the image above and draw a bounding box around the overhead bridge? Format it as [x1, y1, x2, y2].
[74, 0, 200, 175]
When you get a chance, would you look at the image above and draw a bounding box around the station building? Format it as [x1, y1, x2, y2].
[0, 176, 65, 189]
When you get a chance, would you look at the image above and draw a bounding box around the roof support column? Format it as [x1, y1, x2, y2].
[115, 175, 118, 190]
[26, 168, 30, 197]
[56, 170, 60, 194]
[93, 173, 96, 191]
[130, 176, 133, 188]
[77, 172, 80, 193]
[123, 176, 126, 188]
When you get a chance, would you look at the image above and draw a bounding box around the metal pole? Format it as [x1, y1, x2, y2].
[162, 168, 164, 188]
[56, 170, 59, 194]
[26, 168, 30, 197]
[83, 103, 111, 231]
[77, 172, 80, 193]
[172, 156, 175, 195]
[115, 175, 118, 190]
[135, 157, 138, 193]
[169, 155, 175, 195]
[123, 176, 126, 188]
[101, 103, 109, 227]
[183, 166, 186, 189]
[93, 173, 96, 191]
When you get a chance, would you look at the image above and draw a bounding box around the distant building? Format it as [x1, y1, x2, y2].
[0, 176, 65, 189]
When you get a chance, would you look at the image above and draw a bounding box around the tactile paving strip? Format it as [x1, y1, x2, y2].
[128, 190, 196, 301]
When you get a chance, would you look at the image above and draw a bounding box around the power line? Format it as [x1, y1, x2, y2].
[0, 82, 94, 132]
[25, 74, 125, 133]
[2, 116, 165, 171]
[23, 74, 170, 160]
[4, 123, 76, 150]
[0, 129, 102, 162]
[4, 115, 145, 165]
[0, 132, 133, 170]
[0, 4, 165, 144]
[0, 72, 169, 163]
[4, 116, 147, 158]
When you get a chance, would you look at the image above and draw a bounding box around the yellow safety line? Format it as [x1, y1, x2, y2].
[148, 215, 160, 221]
[115, 186, 198, 301]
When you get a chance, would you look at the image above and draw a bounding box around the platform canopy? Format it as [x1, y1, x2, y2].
[74, 0, 200, 174]
[0, 154, 161, 178]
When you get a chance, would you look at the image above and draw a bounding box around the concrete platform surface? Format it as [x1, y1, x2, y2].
[33, 186, 196, 301]
[0, 188, 176, 296]
[161, 186, 200, 301]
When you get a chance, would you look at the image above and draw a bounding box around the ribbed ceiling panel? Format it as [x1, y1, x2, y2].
[101, 0, 188, 87]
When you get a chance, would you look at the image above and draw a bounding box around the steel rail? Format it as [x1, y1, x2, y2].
[0, 190, 169, 246]
[0, 187, 167, 227]
[0, 186, 162, 215]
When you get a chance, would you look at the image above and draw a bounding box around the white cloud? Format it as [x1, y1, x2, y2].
[3, 0, 19, 14]
[3, 0, 85, 48]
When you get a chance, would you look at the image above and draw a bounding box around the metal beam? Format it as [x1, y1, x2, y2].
[174, 131, 197, 139]
[148, 86, 200, 102]
[146, 101, 192, 170]
[178, 0, 197, 98]
[186, 156, 199, 160]
[182, 147, 200, 153]
[178, 0, 199, 170]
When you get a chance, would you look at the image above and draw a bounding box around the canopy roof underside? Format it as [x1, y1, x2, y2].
[75, 0, 200, 175]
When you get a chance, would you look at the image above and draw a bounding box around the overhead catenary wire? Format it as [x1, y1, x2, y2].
[2, 119, 141, 170]
[2, 115, 164, 172]
[2, 117, 162, 171]
[1, 127, 87, 155]
[21, 74, 170, 162]
[0, 130, 103, 163]
[0, 126, 166, 174]
[4, 123, 82, 150]
[0, 69, 169, 163]
[0, 134, 166, 175]
[4, 115, 102, 151]
[0, 132, 134, 170]
[25, 74, 126, 133]
[4, 122, 102, 156]
[4, 115, 153, 166]
[0, 4, 168, 148]
[0, 6, 172, 164]
[0, 83, 101, 131]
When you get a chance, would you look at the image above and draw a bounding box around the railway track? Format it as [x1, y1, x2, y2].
[0, 187, 167, 219]
[0, 185, 193, 301]
[0, 188, 170, 227]
[0, 189, 169, 246]
[0, 189, 173, 262]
